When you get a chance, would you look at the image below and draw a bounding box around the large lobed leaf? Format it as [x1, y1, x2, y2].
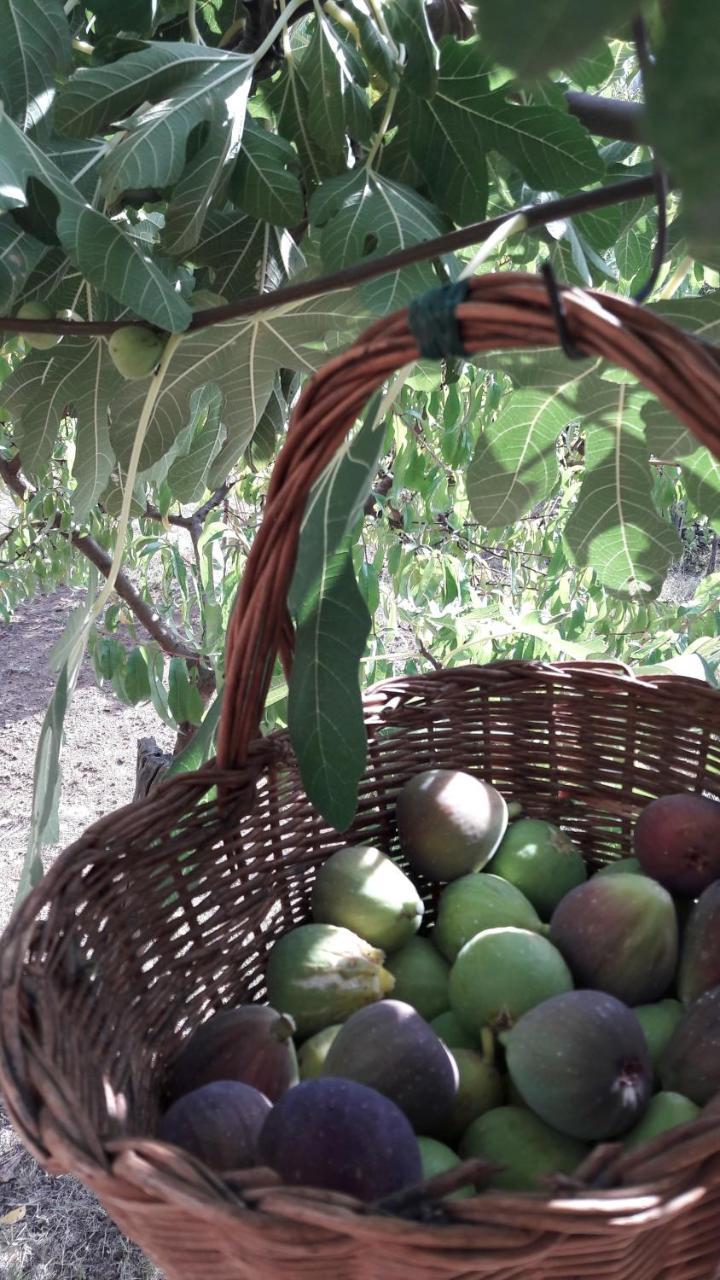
[646, 3, 720, 264]
[0, 0, 71, 131]
[109, 290, 366, 478]
[310, 169, 444, 313]
[471, 0, 640, 79]
[0, 107, 191, 329]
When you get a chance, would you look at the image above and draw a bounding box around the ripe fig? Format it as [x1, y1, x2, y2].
[633, 792, 720, 895]
[311, 844, 424, 952]
[158, 1080, 271, 1171]
[16, 301, 61, 349]
[660, 986, 720, 1105]
[549, 873, 678, 1005]
[459, 1106, 588, 1191]
[435, 872, 543, 962]
[396, 769, 508, 882]
[449, 927, 573, 1036]
[385, 936, 449, 1020]
[505, 990, 652, 1140]
[441, 1047, 504, 1142]
[108, 325, 166, 380]
[164, 1005, 298, 1105]
[258, 1078, 422, 1200]
[298, 1024, 341, 1080]
[266, 923, 394, 1036]
[678, 882, 720, 1004]
[633, 999, 684, 1077]
[430, 1010, 479, 1050]
[624, 1091, 700, 1150]
[323, 999, 459, 1134]
[489, 818, 586, 918]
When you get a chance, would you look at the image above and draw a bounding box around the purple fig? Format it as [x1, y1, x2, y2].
[634, 793, 720, 895]
[158, 1080, 271, 1171]
[549, 873, 677, 1005]
[678, 882, 720, 1004]
[258, 1078, 422, 1200]
[323, 999, 458, 1134]
[660, 986, 720, 1105]
[164, 1005, 298, 1105]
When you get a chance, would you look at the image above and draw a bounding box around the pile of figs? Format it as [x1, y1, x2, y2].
[153, 770, 720, 1202]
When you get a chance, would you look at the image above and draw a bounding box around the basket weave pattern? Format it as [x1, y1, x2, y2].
[2, 274, 720, 1280]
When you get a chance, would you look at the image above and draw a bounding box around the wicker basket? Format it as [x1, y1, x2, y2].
[3, 273, 720, 1280]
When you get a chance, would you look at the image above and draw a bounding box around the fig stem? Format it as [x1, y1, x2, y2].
[272, 1013, 297, 1042]
[480, 1026, 496, 1064]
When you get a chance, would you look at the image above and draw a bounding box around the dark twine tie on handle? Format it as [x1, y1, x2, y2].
[408, 279, 471, 360]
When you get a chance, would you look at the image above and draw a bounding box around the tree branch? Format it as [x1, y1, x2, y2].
[143, 482, 232, 532]
[565, 93, 646, 143]
[0, 457, 215, 690]
[0, 175, 658, 338]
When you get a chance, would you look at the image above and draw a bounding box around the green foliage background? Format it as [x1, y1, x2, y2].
[0, 0, 718, 890]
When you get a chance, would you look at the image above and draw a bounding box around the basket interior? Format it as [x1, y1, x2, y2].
[17, 665, 720, 1164]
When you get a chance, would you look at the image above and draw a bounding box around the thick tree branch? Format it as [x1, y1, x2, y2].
[0, 175, 658, 338]
[0, 456, 215, 690]
[565, 93, 646, 144]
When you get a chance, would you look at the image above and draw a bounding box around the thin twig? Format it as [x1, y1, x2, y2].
[0, 457, 214, 688]
[0, 176, 657, 338]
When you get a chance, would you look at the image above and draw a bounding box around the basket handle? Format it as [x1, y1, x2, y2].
[217, 271, 720, 771]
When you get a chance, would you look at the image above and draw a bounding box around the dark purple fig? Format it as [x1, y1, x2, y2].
[660, 986, 720, 1105]
[164, 1005, 298, 1105]
[634, 793, 720, 895]
[678, 883, 720, 1004]
[158, 1080, 271, 1171]
[549, 874, 677, 1005]
[258, 1078, 422, 1200]
[323, 999, 459, 1134]
[505, 990, 652, 1140]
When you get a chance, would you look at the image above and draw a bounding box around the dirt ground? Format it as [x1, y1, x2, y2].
[0, 588, 167, 1279]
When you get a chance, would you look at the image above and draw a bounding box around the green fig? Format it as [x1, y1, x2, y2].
[297, 1024, 342, 1080]
[385, 936, 449, 1020]
[190, 289, 228, 310]
[633, 999, 684, 1077]
[678, 882, 720, 1004]
[549, 874, 678, 1005]
[417, 1137, 473, 1198]
[16, 301, 61, 349]
[108, 325, 166, 380]
[312, 845, 424, 953]
[266, 924, 394, 1037]
[459, 1106, 588, 1191]
[396, 769, 508, 882]
[435, 872, 544, 962]
[430, 1011, 479, 1050]
[505, 990, 652, 1141]
[594, 857, 644, 877]
[624, 1091, 700, 1149]
[449, 927, 573, 1036]
[489, 819, 586, 918]
[441, 1047, 504, 1142]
